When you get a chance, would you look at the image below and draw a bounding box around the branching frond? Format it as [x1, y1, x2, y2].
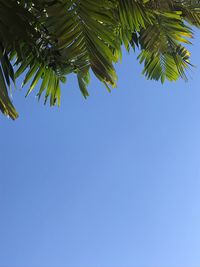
[0, 0, 200, 119]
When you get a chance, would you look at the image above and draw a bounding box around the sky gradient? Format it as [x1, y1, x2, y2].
[1, 32, 200, 267]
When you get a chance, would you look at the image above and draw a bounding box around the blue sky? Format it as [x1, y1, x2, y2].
[1, 32, 200, 267]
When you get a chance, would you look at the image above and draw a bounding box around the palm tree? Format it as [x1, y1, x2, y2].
[1, 0, 200, 119]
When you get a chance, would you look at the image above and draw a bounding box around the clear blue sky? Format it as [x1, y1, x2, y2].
[1, 32, 200, 267]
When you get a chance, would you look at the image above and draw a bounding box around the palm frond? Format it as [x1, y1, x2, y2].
[137, 11, 192, 82]
[0, 0, 200, 119]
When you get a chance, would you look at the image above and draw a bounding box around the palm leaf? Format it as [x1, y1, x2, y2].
[0, 0, 200, 119]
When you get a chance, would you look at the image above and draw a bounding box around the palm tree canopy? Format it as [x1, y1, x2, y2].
[0, 0, 200, 119]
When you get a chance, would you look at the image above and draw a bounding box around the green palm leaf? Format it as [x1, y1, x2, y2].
[0, 0, 200, 119]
